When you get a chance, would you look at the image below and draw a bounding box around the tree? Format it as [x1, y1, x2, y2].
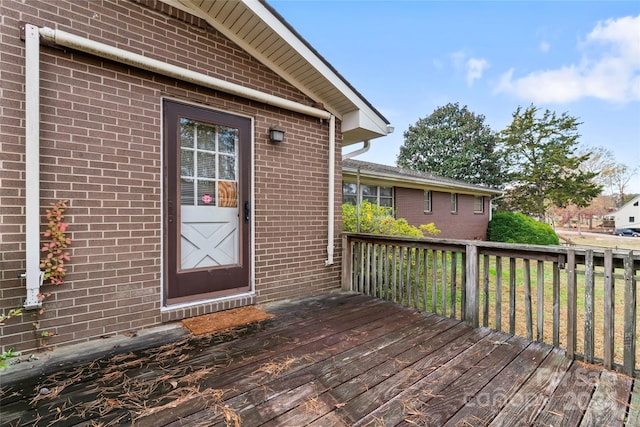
[499, 105, 601, 221]
[578, 145, 616, 189]
[397, 103, 504, 187]
[604, 163, 638, 207]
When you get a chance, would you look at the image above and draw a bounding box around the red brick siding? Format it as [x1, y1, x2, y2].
[395, 188, 489, 240]
[0, 0, 342, 353]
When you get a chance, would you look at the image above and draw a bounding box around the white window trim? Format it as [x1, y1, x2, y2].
[424, 190, 432, 213]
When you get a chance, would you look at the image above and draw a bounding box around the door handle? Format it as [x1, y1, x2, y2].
[244, 201, 250, 223]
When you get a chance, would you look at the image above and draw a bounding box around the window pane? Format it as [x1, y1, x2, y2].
[343, 182, 357, 195]
[219, 154, 236, 180]
[180, 149, 194, 177]
[180, 178, 194, 205]
[197, 180, 216, 206]
[361, 185, 376, 196]
[180, 118, 195, 148]
[379, 187, 392, 197]
[424, 191, 432, 212]
[197, 152, 216, 179]
[379, 198, 393, 208]
[219, 127, 238, 154]
[196, 123, 216, 151]
[475, 196, 484, 212]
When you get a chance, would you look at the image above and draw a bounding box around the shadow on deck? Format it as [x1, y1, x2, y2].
[1, 293, 638, 426]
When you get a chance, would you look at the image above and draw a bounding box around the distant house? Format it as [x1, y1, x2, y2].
[342, 160, 503, 240]
[614, 195, 640, 230]
[0, 0, 390, 353]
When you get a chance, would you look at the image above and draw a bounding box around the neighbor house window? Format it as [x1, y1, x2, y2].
[342, 182, 357, 205]
[451, 193, 458, 213]
[424, 191, 432, 213]
[631, 216, 636, 223]
[474, 196, 484, 213]
[342, 182, 393, 207]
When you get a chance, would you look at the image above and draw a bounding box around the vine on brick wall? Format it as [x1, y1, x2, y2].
[0, 201, 72, 360]
[35, 200, 72, 344]
[40, 200, 71, 286]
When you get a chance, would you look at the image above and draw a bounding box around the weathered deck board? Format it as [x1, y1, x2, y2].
[0, 293, 636, 427]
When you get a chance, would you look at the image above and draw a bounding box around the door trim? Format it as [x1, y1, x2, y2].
[160, 97, 255, 308]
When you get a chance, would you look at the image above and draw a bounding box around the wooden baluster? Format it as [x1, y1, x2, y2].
[603, 249, 614, 370]
[537, 260, 544, 342]
[567, 249, 577, 360]
[623, 251, 636, 376]
[584, 250, 594, 364]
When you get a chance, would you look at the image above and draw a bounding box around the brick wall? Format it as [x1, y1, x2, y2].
[0, 0, 342, 353]
[395, 188, 489, 240]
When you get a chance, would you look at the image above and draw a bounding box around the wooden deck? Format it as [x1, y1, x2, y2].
[1, 293, 638, 426]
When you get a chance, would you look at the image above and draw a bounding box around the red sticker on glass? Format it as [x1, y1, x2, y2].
[201, 193, 213, 204]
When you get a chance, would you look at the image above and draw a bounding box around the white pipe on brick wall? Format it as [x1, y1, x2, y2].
[326, 115, 336, 266]
[37, 27, 332, 121]
[22, 23, 44, 309]
[36, 26, 340, 269]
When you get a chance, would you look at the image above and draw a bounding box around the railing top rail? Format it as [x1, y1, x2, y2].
[343, 232, 640, 266]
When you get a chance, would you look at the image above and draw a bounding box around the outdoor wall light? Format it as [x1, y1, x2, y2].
[268, 126, 285, 144]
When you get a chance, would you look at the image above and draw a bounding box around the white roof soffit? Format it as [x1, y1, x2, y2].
[160, 0, 390, 145]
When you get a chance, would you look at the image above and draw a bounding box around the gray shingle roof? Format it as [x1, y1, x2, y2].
[342, 159, 503, 196]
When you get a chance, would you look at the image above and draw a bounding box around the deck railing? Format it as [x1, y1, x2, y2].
[342, 233, 640, 377]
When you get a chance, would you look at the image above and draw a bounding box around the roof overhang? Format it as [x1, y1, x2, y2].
[158, 0, 390, 145]
[343, 162, 504, 197]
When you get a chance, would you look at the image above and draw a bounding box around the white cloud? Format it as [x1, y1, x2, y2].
[448, 50, 489, 86]
[466, 58, 489, 86]
[495, 14, 640, 103]
[539, 41, 550, 53]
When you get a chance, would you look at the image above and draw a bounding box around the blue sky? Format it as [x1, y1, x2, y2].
[270, 1, 640, 193]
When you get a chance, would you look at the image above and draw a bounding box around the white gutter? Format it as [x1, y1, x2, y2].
[22, 23, 44, 309]
[37, 26, 332, 121]
[35, 26, 339, 268]
[326, 115, 336, 266]
[342, 140, 370, 160]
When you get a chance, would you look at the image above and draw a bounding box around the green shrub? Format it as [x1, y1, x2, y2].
[342, 201, 440, 237]
[488, 212, 559, 245]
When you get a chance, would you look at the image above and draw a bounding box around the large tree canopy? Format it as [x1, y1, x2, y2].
[397, 103, 504, 187]
[500, 105, 601, 220]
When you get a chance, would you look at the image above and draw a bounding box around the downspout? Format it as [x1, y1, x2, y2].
[326, 115, 336, 266]
[21, 23, 44, 309]
[489, 193, 505, 221]
[341, 141, 372, 234]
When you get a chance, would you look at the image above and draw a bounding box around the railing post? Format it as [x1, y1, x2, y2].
[341, 235, 352, 291]
[566, 249, 577, 360]
[465, 244, 479, 328]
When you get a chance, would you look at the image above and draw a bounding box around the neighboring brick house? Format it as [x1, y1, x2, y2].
[0, 0, 390, 353]
[342, 160, 503, 240]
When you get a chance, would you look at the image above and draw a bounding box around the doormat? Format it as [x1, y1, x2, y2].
[181, 306, 274, 336]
